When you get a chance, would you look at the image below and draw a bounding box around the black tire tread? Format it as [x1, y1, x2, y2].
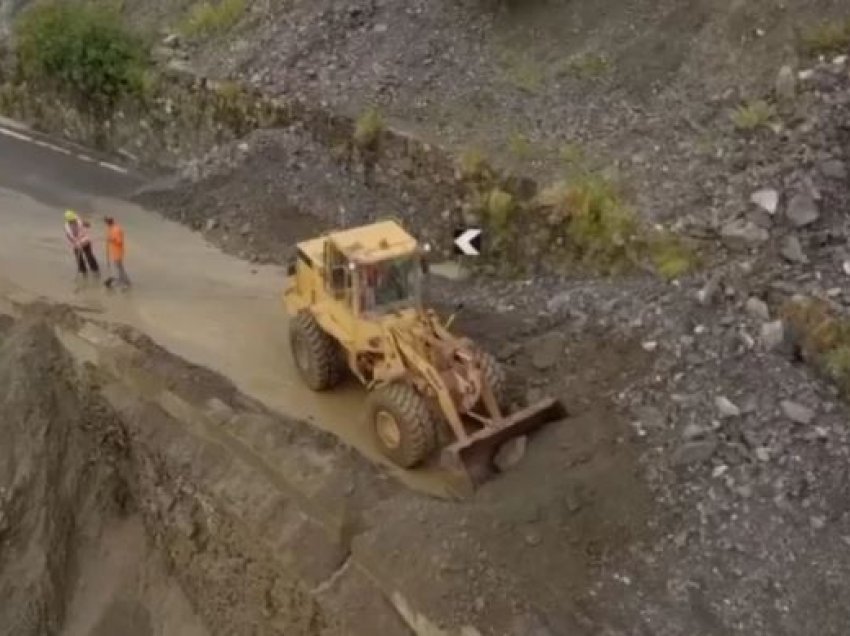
[290, 311, 344, 391]
[369, 382, 435, 468]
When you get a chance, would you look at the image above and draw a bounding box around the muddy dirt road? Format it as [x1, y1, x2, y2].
[0, 121, 460, 497]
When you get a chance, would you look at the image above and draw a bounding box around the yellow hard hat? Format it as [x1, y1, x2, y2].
[64, 210, 78, 222]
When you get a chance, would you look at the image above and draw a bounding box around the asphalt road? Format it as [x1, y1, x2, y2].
[0, 120, 455, 497]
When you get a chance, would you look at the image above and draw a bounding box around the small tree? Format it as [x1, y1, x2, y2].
[15, 1, 149, 114]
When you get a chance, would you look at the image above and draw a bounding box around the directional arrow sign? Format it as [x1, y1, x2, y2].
[453, 227, 482, 256]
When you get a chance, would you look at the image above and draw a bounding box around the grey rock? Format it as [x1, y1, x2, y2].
[527, 332, 564, 370]
[761, 320, 785, 350]
[494, 436, 527, 472]
[715, 396, 741, 418]
[745, 297, 770, 321]
[721, 220, 769, 250]
[204, 217, 219, 232]
[780, 235, 807, 263]
[781, 400, 815, 425]
[751, 188, 779, 214]
[546, 291, 571, 313]
[820, 159, 847, 180]
[696, 275, 722, 305]
[682, 423, 708, 441]
[775, 65, 796, 102]
[755, 446, 771, 462]
[785, 192, 819, 227]
[671, 438, 718, 466]
[240, 222, 252, 236]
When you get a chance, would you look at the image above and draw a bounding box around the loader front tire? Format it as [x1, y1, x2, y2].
[290, 311, 344, 391]
[369, 383, 436, 469]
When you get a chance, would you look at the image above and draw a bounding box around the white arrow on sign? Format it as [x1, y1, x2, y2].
[454, 228, 482, 256]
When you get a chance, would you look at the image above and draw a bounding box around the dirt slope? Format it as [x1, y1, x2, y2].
[0, 316, 206, 636]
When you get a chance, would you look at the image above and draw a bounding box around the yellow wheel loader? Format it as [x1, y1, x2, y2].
[282, 220, 565, 488]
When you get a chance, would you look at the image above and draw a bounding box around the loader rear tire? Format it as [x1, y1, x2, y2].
[290, 311, 344, 391]
[369, 383, 436, 469]
[480, 350, 507, 409]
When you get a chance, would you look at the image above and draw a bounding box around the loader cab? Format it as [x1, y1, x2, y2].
[356, 255, 423, 317]
[320, 221, 428, 320]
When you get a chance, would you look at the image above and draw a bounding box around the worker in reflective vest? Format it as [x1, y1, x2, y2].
[103, 216, 131, 290]
[64, 210, 100, 277]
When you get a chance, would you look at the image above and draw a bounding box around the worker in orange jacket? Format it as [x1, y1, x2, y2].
[103, 216, 131, 290]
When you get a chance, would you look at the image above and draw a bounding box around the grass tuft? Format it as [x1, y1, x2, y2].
[485, 188, 516, 228]
[181, 0, 246, 38]
[499, 50, 544, 93]
[731, 99, 776, 132]
[353, 107, 384, 150]
[458, 148, 489, 180]
[800, 19, 850, 56]
[647, 231, 699, 280]
[782, 296, 850, 394]
[558, 52, 611, 79]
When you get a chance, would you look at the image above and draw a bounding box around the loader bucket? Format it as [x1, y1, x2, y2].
[439, 397, 567, 495]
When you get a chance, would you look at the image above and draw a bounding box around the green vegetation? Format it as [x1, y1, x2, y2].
[782, 297, 850, 394]
[484, 188, 515, 229]
[181, 0, 246, 38]
[647, 231, 699, 280]
[14, 1, 149, 112]
[458, 148, 490, 181]
[799, 18, 850, 56]
[557, 52, 611, 80]
[731, 99, 776, 132]
[499, 50, 544, 93]
[535, 172, 696, 276]
[559, 142, 585, 166]
[215, 79, 242, 103]
[353, 107, 384, 150]
[507, 132, 533, 159]
[537, 175, 637, 270]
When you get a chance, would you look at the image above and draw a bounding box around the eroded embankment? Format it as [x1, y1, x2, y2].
[0, 301, 410, 635]
[0, 290, 655, 636]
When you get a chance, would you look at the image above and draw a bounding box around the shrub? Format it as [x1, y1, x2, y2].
[353, 107, 384, 150]
[458, 148, 490, 181]
[485, 188, 515, 228]
[647, 231, 698, 280]
[538, 174, 696, 276]
[731, 99, 776, 132]
[537, 174, 637, 268]
[15, 1, 149, 112]
[782, 296, 850, 395]
[800, 19, 850, 56]
[181, 0, 246, 38]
